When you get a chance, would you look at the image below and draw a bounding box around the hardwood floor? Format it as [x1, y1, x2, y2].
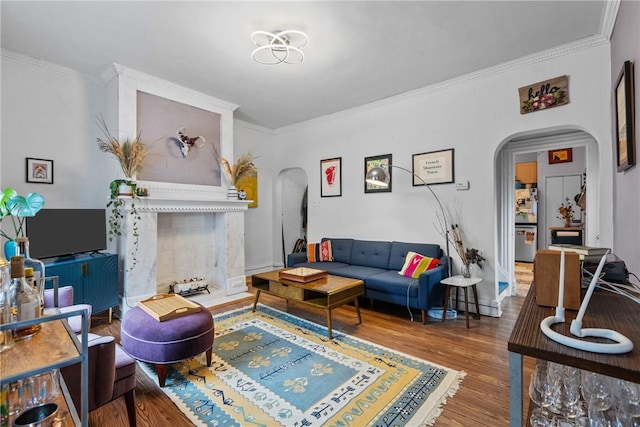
[88, 288, 534, 426]
[515, 262, 534, 296]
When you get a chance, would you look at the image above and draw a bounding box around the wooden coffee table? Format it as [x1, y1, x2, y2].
[251, 270, 364, 339]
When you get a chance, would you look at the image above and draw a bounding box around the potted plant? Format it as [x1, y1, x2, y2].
[1, 188, 45, 259]
[96, 116, 147, 270]
[212, 145, 257, 199]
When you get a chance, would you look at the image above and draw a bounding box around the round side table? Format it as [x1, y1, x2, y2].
[440, 275, 482, 328]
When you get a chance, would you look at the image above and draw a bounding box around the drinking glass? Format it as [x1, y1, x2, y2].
[613, 379, 640, 407]
[561, 367, 583, 418]
[587, 397, 616, 427]
[529, 364, 555, 426]
[581, 372, 613, 410]
[1, 380, 24, 422]
[617, 401, 640, 427]
[29, 370, 61, 406]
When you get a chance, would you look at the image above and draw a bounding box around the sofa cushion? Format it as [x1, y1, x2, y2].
[366, 271, 420, 297]
[389, 242, 442, 271]
[321, 238, 353, 263]
[289, 261, 350, 275]
[399, 251, 439, 278]
[307, 241, 334, 262]
[349, 240, 391, 269]
[330, 265, 388, 281]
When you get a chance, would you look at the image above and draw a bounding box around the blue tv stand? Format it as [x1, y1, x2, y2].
[43, 252, 119, 322]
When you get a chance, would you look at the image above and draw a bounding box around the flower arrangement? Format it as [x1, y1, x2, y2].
[212, 144, 257, 186]
[96, 115, 147, 179]
[522, 90, 565, 113]
[557, 197, 574, 226]
[0, 188, 45, 241]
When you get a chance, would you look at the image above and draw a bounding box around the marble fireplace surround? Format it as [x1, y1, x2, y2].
[117, 181, 250, 314]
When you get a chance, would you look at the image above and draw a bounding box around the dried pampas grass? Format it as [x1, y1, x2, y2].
[212, 144, 257, 185]
[96, 115, 147, 178]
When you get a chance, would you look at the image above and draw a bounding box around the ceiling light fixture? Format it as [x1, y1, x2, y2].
[251, 30, 308, 65]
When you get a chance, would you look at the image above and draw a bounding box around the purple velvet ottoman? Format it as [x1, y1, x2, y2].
[120, 303, 214, 387]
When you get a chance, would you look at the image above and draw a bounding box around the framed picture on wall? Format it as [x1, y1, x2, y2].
[320, 157, 342, 197]
[364, 153, 392, 193]
[25, 158, 54, 184]
[615, 60, 636, 172]
[548, 148, 573, 164]
[412, 149, 454, 185]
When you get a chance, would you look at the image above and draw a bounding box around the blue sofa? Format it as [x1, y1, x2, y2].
[286, 238, 449, 324]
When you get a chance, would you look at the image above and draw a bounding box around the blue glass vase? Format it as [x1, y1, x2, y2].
[3, 240, 18, 260]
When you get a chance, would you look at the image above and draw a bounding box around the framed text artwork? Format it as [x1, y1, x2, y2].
[365, 154, 392, 193]
[412, 149, 454, 185]
[25, 158, 54, 184]
[320, 157, 342, 197]
[615, 60, 636, 172]
[548, 148, 573, 164]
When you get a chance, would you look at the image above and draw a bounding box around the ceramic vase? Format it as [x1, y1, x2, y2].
[3, 240, 18, 260]
[227, 185, 238, 200]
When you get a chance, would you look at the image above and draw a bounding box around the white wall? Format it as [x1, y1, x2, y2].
[1, 51, 109, 208]
[610, 0, 640, 278]
[233, 121, 276, 273]
[260, 41, 615, 311]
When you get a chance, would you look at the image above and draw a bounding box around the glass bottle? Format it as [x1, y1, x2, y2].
[9, 255, 42, 340]
[0, 256, 14, 352]
[17, 237, 46, 313]
[24, 267, 44, 316]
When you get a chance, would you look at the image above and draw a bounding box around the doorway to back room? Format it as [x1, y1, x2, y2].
[496, 128, 598, 302]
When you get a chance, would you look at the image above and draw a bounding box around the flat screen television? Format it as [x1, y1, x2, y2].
[25, 209, 107, 259]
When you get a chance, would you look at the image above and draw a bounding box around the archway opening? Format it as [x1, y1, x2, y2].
[495, 128, 599, 302]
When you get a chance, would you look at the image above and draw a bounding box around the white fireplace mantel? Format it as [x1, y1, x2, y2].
[116, 183, 250, 314]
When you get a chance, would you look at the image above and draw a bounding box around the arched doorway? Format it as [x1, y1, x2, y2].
[495, 128, 599, 300]
[275, 168, 308, 267]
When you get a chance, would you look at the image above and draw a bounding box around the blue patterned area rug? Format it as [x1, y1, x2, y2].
[139, 304, 466, 426]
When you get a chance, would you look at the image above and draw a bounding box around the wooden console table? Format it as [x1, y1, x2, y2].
[507, 287, 640, 426]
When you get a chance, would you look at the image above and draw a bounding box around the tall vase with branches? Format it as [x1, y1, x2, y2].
[96, 116, 147, 270]
[437, 209, 485, 278]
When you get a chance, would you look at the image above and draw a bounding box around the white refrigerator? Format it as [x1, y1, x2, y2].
[515, 188, 537, 262]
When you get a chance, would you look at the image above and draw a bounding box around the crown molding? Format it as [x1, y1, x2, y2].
[600, 0, 621, 40]
[104, 63, 239, 112]
[274, 34, 609, 134]
[0, 49, 100, 85]
[234, 118, 276, 135]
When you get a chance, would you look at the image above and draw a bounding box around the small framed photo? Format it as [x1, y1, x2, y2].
[615, 60, 636, 172]
[320, 157, 342, 197]
[548, 148, 573, 164]
[364, 153, 392, 193]
[25, 158, 54, 184]
[412, 149, 454, 185]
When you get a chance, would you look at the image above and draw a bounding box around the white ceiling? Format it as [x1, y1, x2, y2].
[1, 1, 607, 129]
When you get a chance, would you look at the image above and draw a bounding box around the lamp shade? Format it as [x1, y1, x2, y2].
[365, 167, 390, 187]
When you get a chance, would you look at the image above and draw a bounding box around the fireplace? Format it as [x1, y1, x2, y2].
[116, 181, 249, 314]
